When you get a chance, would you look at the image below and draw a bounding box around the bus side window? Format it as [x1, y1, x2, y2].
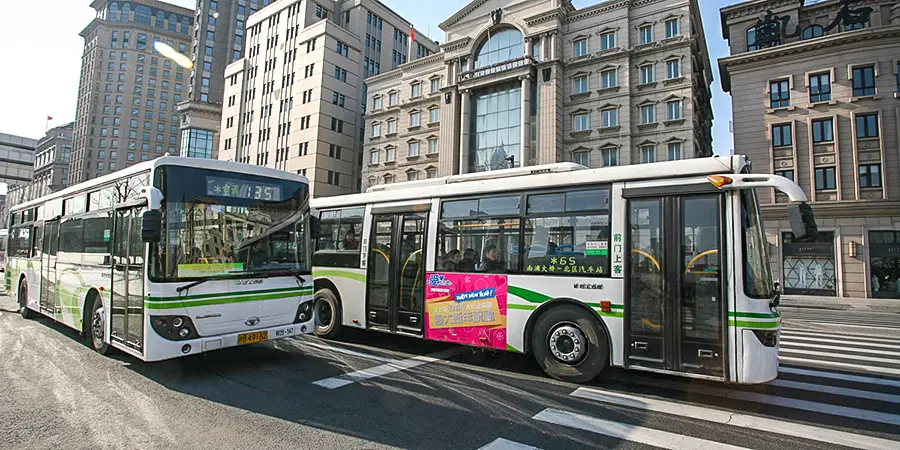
[313, 207, 364, 268]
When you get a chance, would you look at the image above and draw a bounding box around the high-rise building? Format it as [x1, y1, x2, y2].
[361, 0, 713, 188]
[719, 0, 900, 298]
[217, 0, 438, 196]
[69, 0, 194, 185]
[33, 122, 74, 197]
[0, 132, 37, 227]
[178, 0, 276, 160]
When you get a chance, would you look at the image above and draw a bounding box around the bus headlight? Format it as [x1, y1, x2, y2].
[294, 301, 313, 324]
[150, 315, 199, 341]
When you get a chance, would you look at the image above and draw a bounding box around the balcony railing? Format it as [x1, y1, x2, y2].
[457, 56, 533, 83]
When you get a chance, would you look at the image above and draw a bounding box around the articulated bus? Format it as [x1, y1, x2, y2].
[7, 156, 315, 361]
[310, 156, 817, 384]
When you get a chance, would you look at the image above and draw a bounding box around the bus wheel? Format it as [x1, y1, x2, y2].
[313, 288, 342, 339]
[531, 305, 608, 383]
[88, 296, 109, 355]
[18, 280, 35, 319]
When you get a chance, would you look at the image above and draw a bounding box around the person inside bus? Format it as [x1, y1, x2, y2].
[439, 249, 462, 271]
[342, 229, 359, 250]
[481, 245, 505, 272]
[457, 248, 478, 272]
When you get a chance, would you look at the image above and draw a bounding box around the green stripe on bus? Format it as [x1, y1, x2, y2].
[729, 311, 779, 319]
[597, 311, 625, 318]
[729, 320, 779, 329]
[145, 286, 310, 303]
[313, 270, 367, 283]
[506, 344, 521, 353]
[144, 289, 313, 309]
[584, 302, 624, 310]
[507, 303, 537, 311]
[508, 286, 551, 304]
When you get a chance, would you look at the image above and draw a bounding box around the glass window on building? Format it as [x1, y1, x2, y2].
[814, 166, 836, 191]
[812, 118, 834, 143]
[475, 28, 523, 67]
[770, 79, 790, 108]
[852, 65, 876, 97]
[782, 231, 836, 296]
[859, 163, 882, 188]
[869, 231, 900, 298]
[469, 81, 522, 172]
[856, 113, 879, 138]
[639, 25, 653, 44]
[180, 128, 215, 159]
[640, 145, 655, 163]
[809, 72, 831, 102]
[775, 169, 794, 181]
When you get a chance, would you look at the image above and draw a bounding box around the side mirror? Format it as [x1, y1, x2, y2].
[787, 203, 817, 242]
[142, 210, 163, 243]
[309, 216, 321, 240]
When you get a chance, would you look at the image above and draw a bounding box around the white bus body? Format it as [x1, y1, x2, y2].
[310, 156, 815, 384]
[7, 157, 314, 361]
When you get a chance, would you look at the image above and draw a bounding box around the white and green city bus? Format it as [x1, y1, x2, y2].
[6, 156, 315, 361]
[310, 156, 817, 384]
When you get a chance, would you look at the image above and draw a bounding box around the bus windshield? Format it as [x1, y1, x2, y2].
[741, 189, 774, 298]
[151, 165, 310, 282]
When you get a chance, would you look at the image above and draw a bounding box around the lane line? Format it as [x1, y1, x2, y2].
[779, 341, 900, 357]
[570, 387, 900, 450]
[779, 366, 900, 387]
[778, 348, 900, 365]
[624, 377, 900, 426]
[296, 339, 398, 364]
[779, 357, 900, 377]
[312, 347, 459, 389]
[477, 438, 541, 450]
[781, 330, 900, 344]
[779, 335, 900, 350]
[805, 322, 900, 331]
[533, 408, 751, 450]
[767, 379, 900, 404]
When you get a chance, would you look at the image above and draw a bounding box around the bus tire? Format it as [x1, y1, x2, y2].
[87, 295, 109, 355]
[531, 305, 608, 383]
[313, 288, 342, 339]
[18, 279, 35, 320]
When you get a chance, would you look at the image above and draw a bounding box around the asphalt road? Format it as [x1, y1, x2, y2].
[2, 294, 899, 450]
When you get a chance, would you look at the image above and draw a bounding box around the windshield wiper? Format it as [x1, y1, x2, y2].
[243, 268, 307, 284]
[176, 278, 210, 293]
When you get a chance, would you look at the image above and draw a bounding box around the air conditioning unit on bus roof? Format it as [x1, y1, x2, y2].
[365, 162, 587, 193]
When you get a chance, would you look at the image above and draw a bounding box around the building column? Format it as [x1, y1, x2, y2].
[466, 56, 474, 72]
[520, 74, 531, 167]
[525, 39, 534, 60]
[550, 32, 558, 60]
[459, 89, 471, 174]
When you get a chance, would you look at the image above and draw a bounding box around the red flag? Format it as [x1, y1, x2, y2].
[409, 26, 415, 43]
[47, 116, 53, 121]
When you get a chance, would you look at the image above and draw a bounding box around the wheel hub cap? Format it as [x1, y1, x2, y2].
[549, 324, 587, 364]
[92, 309, 104, 343]
[315, 299, 332, 328]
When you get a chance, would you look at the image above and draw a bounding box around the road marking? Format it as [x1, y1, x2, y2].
[570, 387, 900, 450]
[312, 347, 459, 389]
[767, 379, 900, 404]
[780, 335, 900, 350]
[779, 341, 900, 357]
[779, 366, 900, 387]
[779, 348, 900, 364]
[781, 330, 900, 344]
[804, 322, 900, 331]
[779, 357, 900, 377]
[477, 438, 541, 450]
[533, 408, 750, 450]
[625, 377, 900, 426]
[297, 339, 398, 364]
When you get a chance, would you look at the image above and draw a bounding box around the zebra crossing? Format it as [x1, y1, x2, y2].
[478, 365, 900, 450]
[779, 329, 900, 376]
[779, 307, 900, 329]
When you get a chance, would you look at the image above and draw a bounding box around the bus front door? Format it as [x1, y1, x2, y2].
[366, 212, 426, 335]
[111, 206, 145, 352]
[41, 220, 59, 316]
[626, 194, 726, 379]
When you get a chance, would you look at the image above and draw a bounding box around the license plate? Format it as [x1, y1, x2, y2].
[237, 331, 268, 345]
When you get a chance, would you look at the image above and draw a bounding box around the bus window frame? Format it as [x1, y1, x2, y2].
[313, 205, 366, 268]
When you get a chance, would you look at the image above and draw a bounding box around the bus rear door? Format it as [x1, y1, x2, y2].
[624, 191, 726, 379]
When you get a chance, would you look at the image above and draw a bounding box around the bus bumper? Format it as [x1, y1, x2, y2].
[144, 316, 315, 362]
[739, 328, 779, 383]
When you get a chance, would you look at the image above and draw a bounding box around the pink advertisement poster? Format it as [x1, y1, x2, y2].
[424, 272, 508, 350]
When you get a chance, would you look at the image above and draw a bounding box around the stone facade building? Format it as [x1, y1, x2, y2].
[33, 122, 74, 198]
[719, 0, 900, 298]
[0, 132, 37, 228]
[361, 0, 713, 188]
[217, 0, 438, 196]
[69, 0, 194, 185]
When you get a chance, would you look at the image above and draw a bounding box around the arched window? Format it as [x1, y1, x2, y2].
[474, 28, 523, 68]
[802, 25, 823, 40]
[155, 11, 165, 29]
[121, 3, 131, 22]
[168, 13, 177, 33]
[108, 2, 120, 21]
[180, 17, 190, 36]
[135, 5, 151, 26]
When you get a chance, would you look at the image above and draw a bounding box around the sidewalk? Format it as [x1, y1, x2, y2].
[781, 294, 900, 313]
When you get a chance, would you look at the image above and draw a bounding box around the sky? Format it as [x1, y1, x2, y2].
[0, 0, 739, 155]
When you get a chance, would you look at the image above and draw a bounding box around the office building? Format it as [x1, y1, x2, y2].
[178, 0, 276, 159]
[69, 0, 194, 185]
[719, 0, 900, 297]
[0, 132, 37, 227]
[33, 122, 75, 198]
[362, 0, 713, 187]
[217, 0, 438, 196]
